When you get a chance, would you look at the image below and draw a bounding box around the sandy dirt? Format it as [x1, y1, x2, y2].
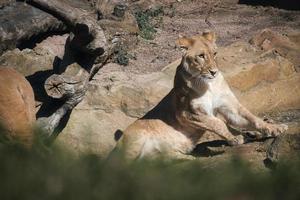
[110, 0, 300, 74]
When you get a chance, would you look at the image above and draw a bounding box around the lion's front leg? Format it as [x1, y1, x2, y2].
[239, 106, 288, 137]
[176, 110, 244, 146]
[218, 104, 288, 138]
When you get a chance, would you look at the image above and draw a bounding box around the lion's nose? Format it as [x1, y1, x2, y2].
[209, 70, 217, 76]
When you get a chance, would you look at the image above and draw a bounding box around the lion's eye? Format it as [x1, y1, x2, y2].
[196, 54, 205, 59]
[195, 54, 205, 64]
[180, 46, 188, 51]
[214, 52, 217, 57]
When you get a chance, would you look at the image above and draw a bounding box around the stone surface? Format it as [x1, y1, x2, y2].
[0, 34, 68, 111]
[0, 34, 68, 76]
[249, 29, 300, 72]
[56, 64, 172, 155]
[55, 109, 135, 156]
[56, 30, 300, 158]
[266, 133, 300, 163]
[0, 28, 299, 163]
[0, 2, 66, 55]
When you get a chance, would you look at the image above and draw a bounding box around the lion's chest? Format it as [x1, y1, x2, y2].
[190, 92, 215, 116]
[189, 77, 225, 116]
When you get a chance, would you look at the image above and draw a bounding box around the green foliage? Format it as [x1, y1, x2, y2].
[112, 45, 137, 66]
[134, 6, 164, 40]
[0, 136, 300, 200]
[113, 46, 130, 66]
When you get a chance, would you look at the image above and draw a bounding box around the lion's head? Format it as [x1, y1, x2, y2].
[176, 31, 218, 80]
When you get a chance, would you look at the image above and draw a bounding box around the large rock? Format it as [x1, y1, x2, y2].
[56, 64, 172, 155]
[1, 29, 299, 160]
[0, 2, 66, 55]
[249, 29, 300, 72]
[0, 34, 68, 110]
[266, 133, 300, 163]
[0, 34, 68, 75]
[220, 42, 299, 115]
[57, 30, 300, 157]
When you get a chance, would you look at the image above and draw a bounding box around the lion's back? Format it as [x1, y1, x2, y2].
[0, 67, 36, 146]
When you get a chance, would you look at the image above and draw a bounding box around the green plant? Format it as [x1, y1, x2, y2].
[134, 6, 164, 40]
[113, 47, 130, 66]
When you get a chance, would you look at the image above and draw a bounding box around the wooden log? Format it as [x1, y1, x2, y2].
[22, 0, 107, 140]
[25, 0, 108, 56]
[37, 83, 87, 138]
[44, 74, 84, 99]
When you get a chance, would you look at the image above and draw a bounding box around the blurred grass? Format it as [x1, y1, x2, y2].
[0, 135, 300, 200]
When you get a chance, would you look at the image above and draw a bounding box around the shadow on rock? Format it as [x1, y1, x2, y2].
[192, 140, 228, 157]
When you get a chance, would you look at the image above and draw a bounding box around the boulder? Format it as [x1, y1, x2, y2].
[249, 29, 300, 72]
[0, 34, 68, 111]
[56, 64, 172, 155]
[0, 2, 66, 55]
[220, 42, 300, 115]
[57, 31, 300, 157]
[1, 29, 299, 160]
[266, 133, 300, 164]
[0, 34, 68, 76]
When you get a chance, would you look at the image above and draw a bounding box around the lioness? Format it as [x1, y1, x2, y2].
[0, 67, 36, 147]
[117, 31, 287, 160]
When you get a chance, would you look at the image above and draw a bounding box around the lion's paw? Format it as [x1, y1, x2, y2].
[263, 123, 288, 137]
[228, 135, 244, 146]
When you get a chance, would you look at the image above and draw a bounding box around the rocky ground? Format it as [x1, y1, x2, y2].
[0, 0, 300, 170]
[120, 0, 300, 74]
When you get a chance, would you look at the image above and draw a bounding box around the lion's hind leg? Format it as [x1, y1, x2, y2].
[118, 133, 165, 160]
[166, 151, 196, 161]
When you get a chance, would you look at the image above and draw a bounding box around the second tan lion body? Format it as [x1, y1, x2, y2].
[0, 67, 36, 147]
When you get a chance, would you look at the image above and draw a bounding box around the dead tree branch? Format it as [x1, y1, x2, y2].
[22, 0, 115, 139]
[24, 0, 107, 55]
[204, 0, 220, 29]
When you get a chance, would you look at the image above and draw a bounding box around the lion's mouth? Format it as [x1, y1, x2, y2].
[199, 72, 218, 80]
[188, 70, 219, 81]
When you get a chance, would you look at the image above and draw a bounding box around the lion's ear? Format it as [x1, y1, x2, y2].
[202, 31, 216, 43]
[176, 36, 194, 52]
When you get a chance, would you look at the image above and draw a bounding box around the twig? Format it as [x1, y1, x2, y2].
[204, 0, 221, 29]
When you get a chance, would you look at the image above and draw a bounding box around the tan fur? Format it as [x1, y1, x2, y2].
[0, 67, 36, 147]
[117, 32, 288, 160]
